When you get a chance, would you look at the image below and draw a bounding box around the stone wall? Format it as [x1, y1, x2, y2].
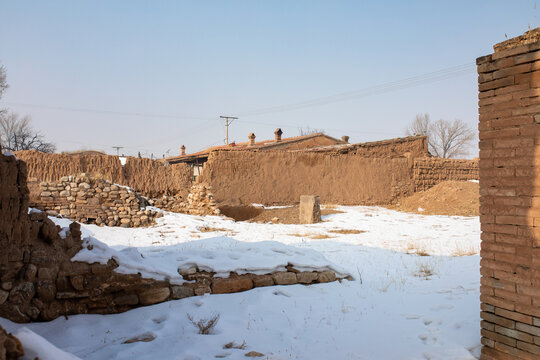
[413, 158, 479, 192]
[200, 150, 413, 205]
[477, 28, 540, 359]
[0, 153, 343, 323]
[152, 182, 220, 216]
[15, 151, 192, 199]
[30, 174, 163, 227]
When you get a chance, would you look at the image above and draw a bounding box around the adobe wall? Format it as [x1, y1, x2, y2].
[199, 150, 413, 205]
[413, 158, 479, 192]
[340, 135, 430, 159]
[15, 151, 192, 199]
[477, 28, 540, 359]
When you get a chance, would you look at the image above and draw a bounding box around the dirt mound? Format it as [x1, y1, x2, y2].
[389, 180, 479, 217]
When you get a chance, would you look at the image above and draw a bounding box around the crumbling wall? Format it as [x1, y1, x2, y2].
[152, 182, 220, 216]
[0, 153, 343, 323]
[340, 135, 429, 159]
[15, 151, 192, 199]
[478, 28, 540, 359]
[413, 158, 479, 192]
[31, 174, 163, 227]
[200, 150, 413, 205]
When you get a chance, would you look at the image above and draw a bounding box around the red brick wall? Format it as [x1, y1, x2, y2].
[478, 28, 540, 359]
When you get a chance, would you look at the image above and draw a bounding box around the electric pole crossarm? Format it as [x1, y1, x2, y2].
[219, 116, 238, 145]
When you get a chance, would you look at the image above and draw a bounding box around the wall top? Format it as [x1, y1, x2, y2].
[494, 27, 540, 52]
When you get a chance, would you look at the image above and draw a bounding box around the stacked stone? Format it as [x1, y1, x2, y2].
[413, 158, 479, 192]
[152, 182, 220, 216]
[33, 173, 163, 228]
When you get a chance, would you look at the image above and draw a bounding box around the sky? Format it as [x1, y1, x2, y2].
[0, 0, 537, 158]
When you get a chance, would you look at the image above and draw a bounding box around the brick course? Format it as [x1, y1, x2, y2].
[479, 27, 540, 359]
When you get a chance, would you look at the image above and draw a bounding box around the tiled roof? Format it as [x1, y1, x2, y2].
[166, 132, 343, 162]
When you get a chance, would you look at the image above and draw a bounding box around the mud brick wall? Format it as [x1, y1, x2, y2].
[413, 158, 479, 192]
[31, 174, 163, 227]
[200, 150, 413, 205]
[338, 135, 429, 159]
[477, 28, 540, 359]
[0, 153, 344, 323]
[15, 151, 192, 198]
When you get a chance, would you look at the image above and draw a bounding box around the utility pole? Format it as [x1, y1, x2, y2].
[112, 146, 124, 156]
[220, 116, 238, 145]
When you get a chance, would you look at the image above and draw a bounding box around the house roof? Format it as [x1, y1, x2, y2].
[165, 132, 345, 164]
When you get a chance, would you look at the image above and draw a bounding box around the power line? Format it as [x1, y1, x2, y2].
[235, 63, 475, 117]
[3, 102, 214, 121]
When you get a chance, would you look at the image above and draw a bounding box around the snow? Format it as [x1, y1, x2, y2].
[0, 206, 481, 359]
[12, 328, 81, 360]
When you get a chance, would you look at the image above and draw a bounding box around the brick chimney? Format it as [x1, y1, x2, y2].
[248, 133, 256, 146]
[341, 135, 349, 143]
[274, 128, 283, 142]
[181, 145, 186, 156]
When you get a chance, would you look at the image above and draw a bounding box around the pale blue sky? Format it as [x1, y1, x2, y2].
[0, 1, 536, 157]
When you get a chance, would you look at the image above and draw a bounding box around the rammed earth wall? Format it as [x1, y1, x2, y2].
[15, 151, 192, 199]
[477, 28, 540, 359]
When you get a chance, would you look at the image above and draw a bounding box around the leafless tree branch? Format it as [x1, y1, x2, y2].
[0, 112, 56, 153]
[406, 113, 476, 158]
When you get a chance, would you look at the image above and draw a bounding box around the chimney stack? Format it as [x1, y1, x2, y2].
[181, 145, 186, 156]
[274, 128, 283, 142]
[341, 135, 349, 143]
[248, 132, 256, 146]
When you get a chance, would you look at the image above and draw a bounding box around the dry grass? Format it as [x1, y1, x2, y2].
[414, 263, 435, 279]
[453, 244, 478, 256]
[198, 226, 232, 233]
[287, 232, 334, 239]
[407, 243, 430, 256]
[328, 229, 365, 235]
[187, 313, 220, 335]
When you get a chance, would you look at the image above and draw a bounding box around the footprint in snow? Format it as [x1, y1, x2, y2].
[430, 304, 454, 311]
[401, 313, 422, 320]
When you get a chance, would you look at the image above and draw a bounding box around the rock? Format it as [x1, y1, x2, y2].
[23, 264, 37, 282]
[251, 275, 274, 287]
[139, 287, 170, 305]
[317, 271, 336, 283]
[0, 325, 24, 359]
[36, 281, 56, 302]
[170, 286, 194, 299]
[245, 351, 264, 357]
[70, 275, 85, 291]
[178, 267, 197, 276]
[0, 290, 8, 305]
[212, 277, 253, 294]
[114, 294, 139, 306]
[272, 272, 297, 285]
[297, 272, 318, 284]
[9, 282, 35, 304]
[299, 195, 321, 224]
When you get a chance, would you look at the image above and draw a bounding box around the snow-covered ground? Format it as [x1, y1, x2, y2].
[0, 206, 481, 360]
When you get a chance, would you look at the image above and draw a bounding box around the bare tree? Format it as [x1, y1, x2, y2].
[0, 112, 56, 153]
[0, 65, 7, 101]
[406, 113, 475, 158]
